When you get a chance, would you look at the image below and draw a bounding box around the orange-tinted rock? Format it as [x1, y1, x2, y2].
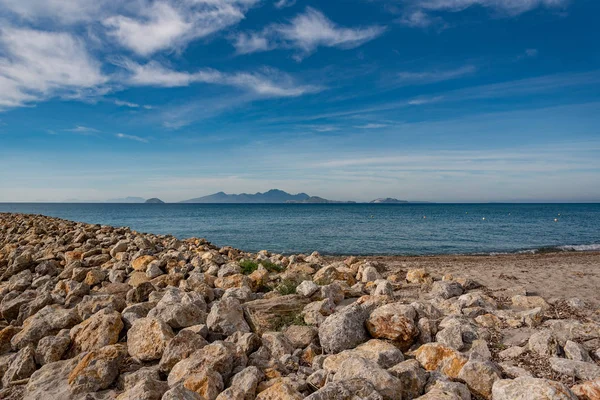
[414, 343, 468, 379]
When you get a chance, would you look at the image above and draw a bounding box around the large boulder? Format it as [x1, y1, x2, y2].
[2, 345, 36, 387]
[332, 357, 403, 400]
[492, 377, 578, 400]
[68, 344, 127, 394]
[159, 330, 208, 373]
[168, 342, 237, 388]
[305, 379, 384, 400]
[22, 355, 83, 400]
[319, 304, 370, 354]
[414, 343, 468, 380]
[69, 308, 123, 354]
[457, 360, 502, 399]
[243, 295, 311, 334]
[12, 305, 80, 350]
[148, 288, 207, 329]
[366, 303, 419, 350]
[388, 359, 428, 400]
[549, 357, 600, 381]
[128, 317, 174, 361]
[207, 297, 250, 336]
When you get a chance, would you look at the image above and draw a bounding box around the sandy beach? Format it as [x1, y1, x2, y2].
[327, 252, 600, 308]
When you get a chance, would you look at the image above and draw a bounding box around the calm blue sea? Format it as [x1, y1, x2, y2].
[1, 203, 599, 256]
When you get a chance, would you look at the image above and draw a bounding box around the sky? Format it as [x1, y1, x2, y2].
[0, 0, 599, 203]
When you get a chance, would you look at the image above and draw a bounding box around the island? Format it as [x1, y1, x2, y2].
[145, 198, 165, 204]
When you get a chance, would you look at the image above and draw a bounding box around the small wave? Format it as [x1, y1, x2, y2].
[558, 244, 600, 252]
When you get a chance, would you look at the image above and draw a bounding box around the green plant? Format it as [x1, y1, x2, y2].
[261, 260, 284, 273]
[273, 312, 307, 331]
[276, 279, 298, 295]
[239, 259, 284, 275]
[239, 260, 259, 275]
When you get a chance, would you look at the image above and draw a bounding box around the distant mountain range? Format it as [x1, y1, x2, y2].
[63, 190, 428, 204]
[180, 189, 312, 204]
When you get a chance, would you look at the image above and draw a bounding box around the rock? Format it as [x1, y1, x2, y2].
[110, 240, 128, 257]
[564, 340, 592, 362]
[117, 370, 168, 400]
[68, 344, 127, 394]
[168, 342, 236, 388]
[511, 295, 550, 311]
[468, 339, 491, 361]
[1, 290, 37, 322]
[77, 294, 127, 320]
[69, 308, 123, 354]
[11, 305, 80, 350]
[431, 281, 463, 299]
[406, 269, 432, 284]
[498, 362, 533, 378]
[302, 299, 336, 327]
[366, 303, 419, 350]
[84, 269, 105, 286]
[162, 384, 203, 400]
[305, 378, 384, 400]
[225, 331, 261, 356]
[549, 357, 600, 381]
[361, 266, 381, 282]
[414, 343, 468, 380]
[436, 325, 465, 351]
[131, 255, 156, 272]
[372, 280, 393, 296]
[35, 332, 70, 365]
[218, 366, 263, 400]
[255, 381, 303, 400]
[283, 325, 317, 349]
[571, 377, 600, 400]
[498, 346, 526, 360]
[128, 317, 174, 361]
[126, 282, 155, 303]
[146, 262, 164, 279]
[243, 295, 311, 334]
[313, 266, 343, 286]
[22, 355, 82, 400]
[528, 330, 560, 357]
[2, 346, 36, 387]
[0, 326, 20, 355]
[296, 281, 319, 297]
[122, 302, 156, 329]
[457, 360, 502, 399]
[182, 369, 223, 400]
[332, 357, 403, 400]
[388, 359, 428, 399]
[148, 288, 207, 329]
[160, 330, 209, 373]
[492, 376, 578, 400]
[318, 304, 369, 354]
[207, 297, 250, 336]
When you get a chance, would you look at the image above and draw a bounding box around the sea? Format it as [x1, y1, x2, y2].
[1, 203, 599, 256]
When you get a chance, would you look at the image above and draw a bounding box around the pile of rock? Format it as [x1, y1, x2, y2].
[1, 213, 599, 400]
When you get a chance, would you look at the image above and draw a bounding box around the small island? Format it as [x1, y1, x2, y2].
[370, 198, 408, 204]
[145, 198, 165, 204]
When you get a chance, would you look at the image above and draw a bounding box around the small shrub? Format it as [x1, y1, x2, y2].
[273, 312, 307, 331]
[239, 260, 259, 275]
[261, 260, 284, 273]
[276, 279, 298, 295]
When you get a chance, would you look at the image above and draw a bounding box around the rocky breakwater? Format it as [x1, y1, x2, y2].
[1, 212, 600, 400]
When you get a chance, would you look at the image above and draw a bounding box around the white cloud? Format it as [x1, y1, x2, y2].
[114, 100, 139, 108]
[355, 123, 388, 129]
[397, 65, 477, 85]
[67, 125, 100, 134]
[121, 60, 323, 97]
[274, 0, 296, 9]
[233, 32, 273, 54]
[412, 0, 569, 16]
[525, 48, 539, 57]
[0, 27, 107, 109]
[233, 7, 386, 58]
[116, 133, 148, 143]
[398, 0, 570, 27]
[103, 0, 259, 56]
[0, 0, 111, 24]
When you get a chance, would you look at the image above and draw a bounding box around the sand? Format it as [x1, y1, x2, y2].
[329, 251, 600, 308]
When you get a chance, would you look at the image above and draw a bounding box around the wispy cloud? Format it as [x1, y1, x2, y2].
[67, 125, 100, 134]
[274, 0, 296, 9]
[397, 65, 477, 85]
[0, 27, 107, 109]
[120, 60, 322, 97]
[355, 123, 388, 129]
[113, 99, 154, 109]
[116, 133, 148, 143]
[397, 0, 570, 28]
[233, 7, 386, 59]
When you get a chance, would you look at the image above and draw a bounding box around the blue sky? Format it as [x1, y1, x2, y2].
[0, 0, 599, 202]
